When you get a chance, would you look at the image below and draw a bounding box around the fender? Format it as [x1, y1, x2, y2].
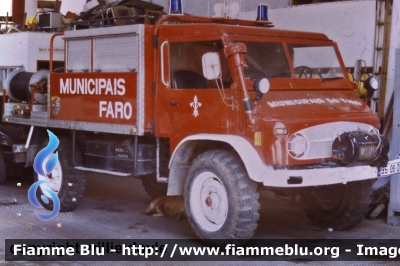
[167, 134, 271, 195]
[166, 134, 389, 195]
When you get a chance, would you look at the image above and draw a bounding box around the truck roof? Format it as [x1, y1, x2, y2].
[65, 15, 330, 43]
[155, 15, 331, 42]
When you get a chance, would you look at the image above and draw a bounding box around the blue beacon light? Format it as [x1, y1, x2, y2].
[256, 4, 268, 21]
[169, 0, 183, 15]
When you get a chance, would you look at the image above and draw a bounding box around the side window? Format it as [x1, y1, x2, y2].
[169, 41, 227, 89]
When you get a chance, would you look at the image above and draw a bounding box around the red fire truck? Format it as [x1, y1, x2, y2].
[1, 15, 398, 241]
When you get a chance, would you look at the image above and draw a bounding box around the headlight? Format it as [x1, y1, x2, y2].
[364, 76, 379, 91]
[364, 76, 379, 99]
[253, 77, 270, 103]
[287, 133, 308, 158]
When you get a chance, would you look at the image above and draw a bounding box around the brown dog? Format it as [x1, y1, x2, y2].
[143, 195, 186, 220]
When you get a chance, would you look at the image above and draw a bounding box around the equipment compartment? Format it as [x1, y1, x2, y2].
[86, 140, 116, 170]
[114, 144, 156, 175]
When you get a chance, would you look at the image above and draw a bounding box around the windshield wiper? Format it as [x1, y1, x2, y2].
[321, 76, 344, 82]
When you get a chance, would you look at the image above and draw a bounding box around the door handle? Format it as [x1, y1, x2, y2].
[160, 41, 170, 87]
[170, 101, 179, 107]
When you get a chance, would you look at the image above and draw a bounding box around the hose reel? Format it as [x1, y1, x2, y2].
[5, 69, 49, 104]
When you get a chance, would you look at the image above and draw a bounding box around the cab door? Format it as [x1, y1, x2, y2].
[155, 39, 231, 138]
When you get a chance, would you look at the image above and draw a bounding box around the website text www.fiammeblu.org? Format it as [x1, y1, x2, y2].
[6, 239, 400, 261]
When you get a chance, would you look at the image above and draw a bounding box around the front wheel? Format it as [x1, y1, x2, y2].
[301, 179, 374, 230]
[34, 134, 86, 212]
[184, 150, 260, 242]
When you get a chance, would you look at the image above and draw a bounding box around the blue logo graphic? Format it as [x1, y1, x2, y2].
[28, 130, 61, 221]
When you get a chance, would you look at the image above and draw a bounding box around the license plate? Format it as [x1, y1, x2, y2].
[378, 160, 400, 177]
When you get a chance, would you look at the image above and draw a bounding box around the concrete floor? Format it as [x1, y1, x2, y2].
[0, 171, 399, 266]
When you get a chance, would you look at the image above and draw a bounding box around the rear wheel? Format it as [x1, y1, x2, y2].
[184, 150, 260, 242]
[301, 179, 374, 230]
[34, 134, 86, 212]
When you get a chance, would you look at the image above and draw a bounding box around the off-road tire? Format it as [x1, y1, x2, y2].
[184, 149, 260, 242]
[141, 174, 168, 199]
[35, 134, 86, 212]
[301, 179, 374, 230]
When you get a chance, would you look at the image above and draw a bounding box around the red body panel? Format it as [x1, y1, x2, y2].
[50, 72, 137, 125]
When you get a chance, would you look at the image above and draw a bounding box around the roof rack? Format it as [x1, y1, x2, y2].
[155, 14, 273, 29]
[153, 15, 274, 37]
[70, 13, 274, 32]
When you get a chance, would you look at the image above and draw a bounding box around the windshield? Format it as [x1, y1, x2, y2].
[236, 41, 344, 80]
[288, 44, 344, 79]
[241, 42, 291, 78]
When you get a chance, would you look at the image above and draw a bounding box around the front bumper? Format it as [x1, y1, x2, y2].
[262, 157, 400, 187]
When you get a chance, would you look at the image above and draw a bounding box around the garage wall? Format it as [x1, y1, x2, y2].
[0, 32, 64, 72]
[386, 0, 400, 111]
[240, 1, 376, 68]
[150, 0, 369, 18]
[0, 0, 12, 16]
[25, 0, 288, 17]
[151, 0, 291, 16]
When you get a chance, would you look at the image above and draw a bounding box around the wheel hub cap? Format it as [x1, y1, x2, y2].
[205, 196, 212, 206]
[190, 171, 228, 232]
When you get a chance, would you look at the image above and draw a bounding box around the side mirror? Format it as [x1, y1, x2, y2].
[202, 52, 221, 80]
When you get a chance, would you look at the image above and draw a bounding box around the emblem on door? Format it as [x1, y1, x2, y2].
[190, 95, 202, 117]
